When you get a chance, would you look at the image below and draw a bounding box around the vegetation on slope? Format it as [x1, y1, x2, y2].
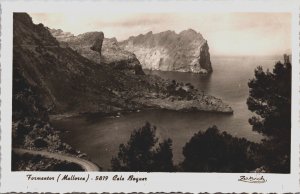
[12, 152, 84, 171]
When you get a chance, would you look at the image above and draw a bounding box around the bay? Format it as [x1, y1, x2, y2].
[51, 56, 280, 170]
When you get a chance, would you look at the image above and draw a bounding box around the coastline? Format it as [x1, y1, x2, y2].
[49, 98, 233, 121]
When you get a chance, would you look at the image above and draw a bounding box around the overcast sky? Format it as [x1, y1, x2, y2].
[30, 12, 291, 56]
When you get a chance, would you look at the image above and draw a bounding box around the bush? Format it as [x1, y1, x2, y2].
[50, 161, 84, 171]
[34, 138, 48, 148]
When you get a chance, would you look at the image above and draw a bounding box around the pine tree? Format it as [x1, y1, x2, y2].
[247, 55, 291, 172]
[181, 126, 256, 172]
[111, 122, 174, 171]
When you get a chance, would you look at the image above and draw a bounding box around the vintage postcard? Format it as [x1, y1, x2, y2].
[0, 0, 300, 193]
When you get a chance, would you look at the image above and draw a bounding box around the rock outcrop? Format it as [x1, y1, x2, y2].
[90, 32, 104, 57]
[49, 28, 74, 41]
[50, 29, 144, 75]
[101, 38, 144, 75]
[119, 29, 213, 74]
[49, 30, 104, 65]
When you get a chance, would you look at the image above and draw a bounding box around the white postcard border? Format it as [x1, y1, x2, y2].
[1, 0, 300, 193]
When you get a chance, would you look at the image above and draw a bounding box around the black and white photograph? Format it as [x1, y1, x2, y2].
[1, 0, 300, 193]
[11, 11, 292, 173]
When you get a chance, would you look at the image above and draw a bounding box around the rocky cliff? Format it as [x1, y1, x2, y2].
[50, 29, 144, 75]
[119, 29, 213, 73]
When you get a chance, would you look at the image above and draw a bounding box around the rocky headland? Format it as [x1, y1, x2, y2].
[119, 29, 213, 74]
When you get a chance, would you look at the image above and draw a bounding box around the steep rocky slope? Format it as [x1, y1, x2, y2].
[119, 29, 213, 73]
[15, 14, 144, 115]
[13, 13, 95, 156]
[50, 29, 144, 75]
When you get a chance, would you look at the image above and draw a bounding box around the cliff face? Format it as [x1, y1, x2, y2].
[50, 29, 144, 75]
[119, 29, 213, 73]
[49, 29, 104, 65]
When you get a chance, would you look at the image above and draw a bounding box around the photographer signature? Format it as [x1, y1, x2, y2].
[238, 175, 267, 183]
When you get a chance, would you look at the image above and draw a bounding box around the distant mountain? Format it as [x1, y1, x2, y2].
[119, 29, 212, 73]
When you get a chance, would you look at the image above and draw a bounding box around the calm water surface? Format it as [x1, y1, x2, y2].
[51, 56, 280, 170]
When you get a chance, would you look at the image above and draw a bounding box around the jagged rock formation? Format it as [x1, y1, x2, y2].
[49, 30, 104, 66]
[50, 29, 144, 75]
[49, 29, 74, 41]
[101, 38, 144, 75]
[119, 29, 213, 74]
[199, 41, 212, 72]
[90, 32, 104, 57]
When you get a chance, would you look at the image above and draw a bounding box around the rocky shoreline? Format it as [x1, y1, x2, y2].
[50, 95, 233, 122]
[136, 94, 233, 113]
